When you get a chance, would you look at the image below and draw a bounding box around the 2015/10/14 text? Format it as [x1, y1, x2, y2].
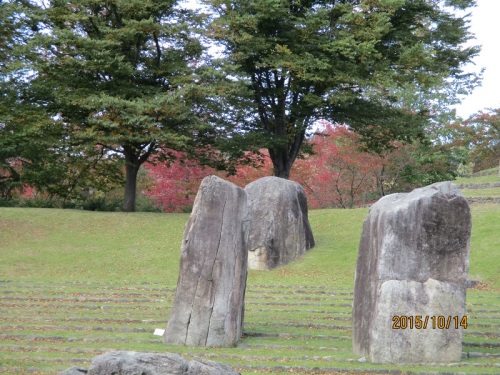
[392, 315, 468, 330]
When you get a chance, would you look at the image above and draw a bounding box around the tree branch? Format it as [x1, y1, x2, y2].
[153, 32, 162, 69]
[139, 142, 156, 165]
[252, 74, 270, 130]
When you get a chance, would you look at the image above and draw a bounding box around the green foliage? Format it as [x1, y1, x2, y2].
[398, 142, 465, 186]
[0, 193, 159, 212]
[1, 0, 234, 211]
[431, 108, 500, 174]
[207, 0, 480, 177]
[0, 0, 483, 209]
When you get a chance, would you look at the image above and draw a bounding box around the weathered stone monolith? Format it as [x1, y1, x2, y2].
[352, 181, 471, 363]
[164, 176, 250, 347]
[59, 351, 240, 375]
[245, 176, 315, 270]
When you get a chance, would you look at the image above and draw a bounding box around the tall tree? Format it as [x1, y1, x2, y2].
[7, 0, 224, 211]
[207, 0, 480, 178]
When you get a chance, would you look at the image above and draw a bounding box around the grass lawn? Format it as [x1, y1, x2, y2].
[467, 204, 500, 288]
[0, 204, 498, 289]
[460, 188, 500, 197]
[0, 209, 188, 284]
[0, 202, 498, 374]
[454, 167, 500, 184]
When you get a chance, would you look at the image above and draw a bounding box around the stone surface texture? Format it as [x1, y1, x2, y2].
[164, 176, 250, 347]
[352, 181, 471, 364]
[59, 351, 240, 375]
[245, 176, 315, 270]
[58, 368, 88, 375]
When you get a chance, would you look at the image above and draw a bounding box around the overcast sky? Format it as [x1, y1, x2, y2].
[453, 0, 500, 118]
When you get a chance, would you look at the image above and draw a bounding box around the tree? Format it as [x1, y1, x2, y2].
[145, 149, 272, 212]
[4, 0, 231, 211]
[291, 122, 464, 208]
[1, 1, 28, 198]
[292, 125, 382, 208]
[0, 104, 123, 202]
[464, 109, 500, 173]
[207, 0, 480, 178]
[145, 150, 214, 213]
[371, 141, 463, 196]
[436, 109, 500, 174]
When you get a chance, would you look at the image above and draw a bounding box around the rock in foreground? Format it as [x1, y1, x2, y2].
[58, 351, 240, 375]
[245, 176, 315, 270]
[164, 176, 250, 347]
[352, 181, 471, 363]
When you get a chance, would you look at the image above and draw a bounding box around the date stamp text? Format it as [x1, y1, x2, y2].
[392, 315, 468, 330]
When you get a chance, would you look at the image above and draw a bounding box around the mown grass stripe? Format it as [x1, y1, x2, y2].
[3, 333, 497, 346]
[1, 280, 356, 293]
[0, 318, 497, 332]
[0, 316, 165, 324]
[1, 345, 498, 362]
[0, 299, 355, 308]
[244, 322, 351, 330]
[1, 314, 354, 325]
[0, 302, 168, 310]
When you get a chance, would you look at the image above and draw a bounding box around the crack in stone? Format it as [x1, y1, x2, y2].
[205, 195, 227, 346]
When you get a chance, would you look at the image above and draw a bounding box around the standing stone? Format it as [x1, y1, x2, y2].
[164, 176, 250, 347]
[245, 176, 315, 270]
[352, 181, 471, 363]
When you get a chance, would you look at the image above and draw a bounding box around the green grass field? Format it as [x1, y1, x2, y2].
[454, 167, 500, 184]
[0, 202, 498, 289]
[460, 188, 500, 198]
[0, 198, 499, 374]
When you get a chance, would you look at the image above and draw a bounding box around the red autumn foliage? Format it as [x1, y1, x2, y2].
[292, 124, 383, 209]
[145, 123, 420, 212]
[144, 151, 213, 213]
[225, 153, 274, 188]
[144, 150, 273, 212]
[0, 158, 36, 199]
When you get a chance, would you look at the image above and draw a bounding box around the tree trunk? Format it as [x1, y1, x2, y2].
[269, 148, 291, 179]
[121, 143, 155, 212]
[123, 148, 140, 212]
[262, 105, 309, 179]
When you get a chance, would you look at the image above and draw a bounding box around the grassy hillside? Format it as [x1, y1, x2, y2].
[0, 207, 367, 287]
[466, 204, 500, 288]
[454, 167, 499, 184]
[0, 203, 498, 289]
[0, 205, 498, 375]
[0, 209, 188, 285]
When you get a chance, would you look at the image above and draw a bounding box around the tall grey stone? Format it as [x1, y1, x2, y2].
[164, 176, 250, 347]
[58, 351, 240, 375]
[352, 181, 471, 364]
[245, 176, 315, 270]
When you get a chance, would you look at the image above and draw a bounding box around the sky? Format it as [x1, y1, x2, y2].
[453, 0, 500, 118]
